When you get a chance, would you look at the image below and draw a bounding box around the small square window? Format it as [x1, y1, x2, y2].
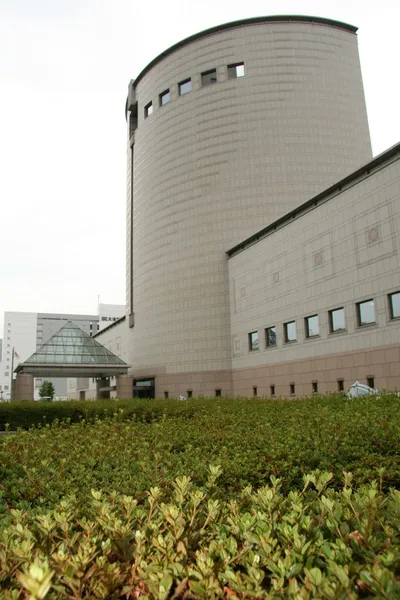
[253, 386, 257, 397]
[4, 385, 8, 390]
[215, 389, 221, 397]
[389, 292, 400, 319]
[329, 308, 345, 332]
[179, 78, 192, 96]
[265, 326, 276, 347]
[337, 379, 344, 392]
[144, 102, 153, 118]
[312, 381, 318, 393]
[357, 299, 376, 326]
[367, 377, 375, 389]
[248, 331, 259, 351]
[4, 372, 9, 377]
[284, 321, 296, 343]
[270, 385, 275, 396]
[187, 390, 193, 398]
[227, 62, 245, 79]
[305, 315, 319, 338]
[159, 89, 170, 106]
[164, 391, 169, 399]
[290, 383, 295, 395]
[201, 69, 217, 86]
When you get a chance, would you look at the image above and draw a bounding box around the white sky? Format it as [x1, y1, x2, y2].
[1, 0, 399, 337]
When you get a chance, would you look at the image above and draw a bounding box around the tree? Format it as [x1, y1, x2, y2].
[39, 380, 55, 401]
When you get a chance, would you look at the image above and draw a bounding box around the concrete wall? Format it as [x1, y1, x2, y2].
[228, 149, 400, 395]
[126, 17, 372, 396]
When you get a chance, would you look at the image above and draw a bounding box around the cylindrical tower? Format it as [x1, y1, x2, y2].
[126, 16, 372, 397]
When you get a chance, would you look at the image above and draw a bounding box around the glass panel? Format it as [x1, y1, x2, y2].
[201, 70, 217, 86]
[266, 327, 276, 347]
[306, 315, 319, 337]
[248, 331, 259, 351]
[179, 79, 192, 95]
[160, 90, 170, 105]
[330, 308, 345, 332]
[390, 292, 400, 318]
[285, 321, 296, 342]
[358, 300, 375, 325]
[228, 62, 245, 79]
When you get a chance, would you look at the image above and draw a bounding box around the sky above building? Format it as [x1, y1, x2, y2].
[1, 0, 399, 337]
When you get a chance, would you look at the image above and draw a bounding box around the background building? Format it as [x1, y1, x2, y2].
[0, 305, 124, 400]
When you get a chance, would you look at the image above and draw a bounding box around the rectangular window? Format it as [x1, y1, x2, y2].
[312, 381, 318, 393]
[284, 321, 296, 343]
[290, 383, 295, 395]
[389, 292, 400, 319]
[270, 385, 275, 396]
[329, 308, 345, 333]
[179, 78, 192, 96]
[337, 379, 344, 392]
[305, 315, 319, 338]
[248, 331, 259, 351]
[164, 391, 169, 399]
[159, 89, 170, 106]
[227, 62, 245, 79]
[201, 69, 217, 86]
[265, 326, 276, 347]
[4, 372, 9, 377]
[357, 299, 376, 326]
[253, 386, 257, 397]
[187, 390, 193, 398]
[144, 102, 153, 118]
[215, 389, 221, 397]
[367, 377, 375, 389]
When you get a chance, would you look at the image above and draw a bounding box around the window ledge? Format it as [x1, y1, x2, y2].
[305, 335, 320, 341]
[357, 322, 377, 329]
[328, 329, 347, 336]
[284, 340, 297, 345]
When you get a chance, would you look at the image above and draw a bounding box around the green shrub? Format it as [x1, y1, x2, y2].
[0, 469, 399, 598]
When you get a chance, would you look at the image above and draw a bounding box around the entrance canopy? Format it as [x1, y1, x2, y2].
[15, 321, 129, 378]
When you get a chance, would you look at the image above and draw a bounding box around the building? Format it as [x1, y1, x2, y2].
[75, 15, 400, 399]
[0, 305, 124, 400]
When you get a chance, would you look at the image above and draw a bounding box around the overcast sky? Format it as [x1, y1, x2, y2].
[1, 0, 399, 337]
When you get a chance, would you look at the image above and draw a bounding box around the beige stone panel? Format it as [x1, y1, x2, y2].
[127, 18, 371, 391]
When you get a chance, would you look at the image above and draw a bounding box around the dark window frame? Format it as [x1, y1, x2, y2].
[312, 381, 318, 393]
[356, 299, 376, 327]
[270, 385, 275, 396]
[201, 69, 217, 86]
[305, 315, 319, 338]
[178, 78, 192, 96]
[265, 326, 277, 347]
[290, 383, 295, 395]
[215, 389, 221, 397]
[248, 331, 259, 352]
[159, 89, 171, 106]
[388, 291, 400, 319]
[329, 307, 346, 333]
[144, 101, 153, 118]
[284, 321, 297, 343]
[337, 379, 344, 392]
[227, 62, 245, 79]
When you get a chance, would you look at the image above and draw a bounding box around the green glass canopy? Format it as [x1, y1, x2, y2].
[15, 321, 129, 378]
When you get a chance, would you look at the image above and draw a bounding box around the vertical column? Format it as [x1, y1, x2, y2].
[116, 375, 134, 398]
[12, 374, 34, 401]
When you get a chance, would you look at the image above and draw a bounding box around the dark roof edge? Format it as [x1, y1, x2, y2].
[132, 15, 357, 88]
[226, 142, 400, 258]
[93, 315, 126, 338]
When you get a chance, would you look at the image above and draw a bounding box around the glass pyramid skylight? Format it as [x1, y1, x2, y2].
[24, 321, 127, 366]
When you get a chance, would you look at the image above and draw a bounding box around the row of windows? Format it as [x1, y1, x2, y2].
[163, 389, 222, 399]
[252, 377, 374, 397]
[248, 292, 400, 352]
[144, 62, 245, 119]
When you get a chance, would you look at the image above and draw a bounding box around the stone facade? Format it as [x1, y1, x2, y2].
[125, 16, 372, 397]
